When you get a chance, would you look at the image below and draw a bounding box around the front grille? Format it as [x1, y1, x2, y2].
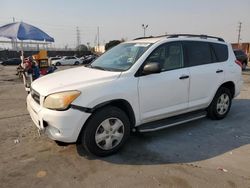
[31, 88, 40, 105]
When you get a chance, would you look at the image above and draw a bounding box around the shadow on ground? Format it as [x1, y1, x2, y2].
[77, 99, 250, 165]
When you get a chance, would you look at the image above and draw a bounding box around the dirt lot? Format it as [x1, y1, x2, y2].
[0, 65, 250, 188]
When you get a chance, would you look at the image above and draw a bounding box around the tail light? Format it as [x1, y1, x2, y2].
[235, 60, 242, 68]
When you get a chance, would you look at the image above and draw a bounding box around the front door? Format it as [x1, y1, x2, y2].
[138, 42, 190, 123]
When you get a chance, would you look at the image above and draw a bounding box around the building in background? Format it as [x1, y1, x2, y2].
[94, 45, 105, 53]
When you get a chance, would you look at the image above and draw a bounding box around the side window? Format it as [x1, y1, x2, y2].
[212, 43, 228, 62]
[146, 42, 184, 71]
[185, 41, 212, 66]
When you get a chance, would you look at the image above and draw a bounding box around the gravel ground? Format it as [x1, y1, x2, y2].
[0, 65, 250, 188]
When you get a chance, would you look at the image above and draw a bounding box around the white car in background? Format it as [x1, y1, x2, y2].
[51, 56, 81, 66]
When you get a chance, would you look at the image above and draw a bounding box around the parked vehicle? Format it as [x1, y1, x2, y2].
[51, 56, 81, 66]
[27, 34, 243, 156]
[0, 57, 6, 63]
[49, 57, 61, 65]
[233, 49, 248, 70]
[80, 54, 98, 64]
[1, 58, 21, 66]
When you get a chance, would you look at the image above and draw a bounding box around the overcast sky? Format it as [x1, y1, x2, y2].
[0, 0, 250, 48]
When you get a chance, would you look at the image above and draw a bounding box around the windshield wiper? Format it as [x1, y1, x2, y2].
[87, 64, 122, 72]
[91, 65, 107, 71]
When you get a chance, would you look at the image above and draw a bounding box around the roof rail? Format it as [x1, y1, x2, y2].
[133, 36, 155, 40]
[167, 34, 225, 42]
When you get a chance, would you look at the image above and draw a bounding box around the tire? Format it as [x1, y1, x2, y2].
[56, 62, 61, 66]
[207, 87, 232, 120]
[80, 106, 130, 157]
[74, 61, 79, 65]
[242, 62, 247, 71]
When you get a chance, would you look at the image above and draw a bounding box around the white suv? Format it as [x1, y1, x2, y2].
[27, 34, 243, 156]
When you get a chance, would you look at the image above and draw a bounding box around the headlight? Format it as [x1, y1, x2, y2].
[44, 91, 81, 110]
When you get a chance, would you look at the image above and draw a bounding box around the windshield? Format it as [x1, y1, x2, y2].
[90, 43, 151, 71]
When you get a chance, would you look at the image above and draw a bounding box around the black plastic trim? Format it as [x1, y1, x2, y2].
[179, 75, 189, 79]
[70, 104, 93, 113]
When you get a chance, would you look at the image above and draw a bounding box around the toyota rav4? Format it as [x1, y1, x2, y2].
[27, 34, 243, 156]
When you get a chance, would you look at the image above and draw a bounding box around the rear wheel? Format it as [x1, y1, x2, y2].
[80, 106, 130, 156]
[207, 87, 232, 120]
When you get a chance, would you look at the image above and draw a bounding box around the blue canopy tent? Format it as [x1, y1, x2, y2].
[0, 21, 54, 42]
[0, 21, 54, 59]
[0, 22, 55, 91]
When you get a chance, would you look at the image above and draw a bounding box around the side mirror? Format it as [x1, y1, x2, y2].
[142, 62, 161, 75]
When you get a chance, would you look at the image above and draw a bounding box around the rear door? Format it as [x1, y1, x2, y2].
[184, 41, 226, 109]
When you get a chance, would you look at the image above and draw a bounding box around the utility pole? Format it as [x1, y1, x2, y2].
[237, 22, 242, 48]
[142, 24, 148, 37]
[12, 17, 16, 50]
[76, 26, 81, 48]
[97, 26, 100, 52]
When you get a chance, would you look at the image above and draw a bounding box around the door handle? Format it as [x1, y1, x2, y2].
[216, 69, 223, 73]
[179, 75, 189, 79]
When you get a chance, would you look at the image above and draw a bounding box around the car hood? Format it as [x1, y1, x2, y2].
[31, 67, 121, 96]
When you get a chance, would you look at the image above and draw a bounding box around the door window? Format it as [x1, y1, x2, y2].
[146, 42, 184, 71]
[185, 41, 212, 66]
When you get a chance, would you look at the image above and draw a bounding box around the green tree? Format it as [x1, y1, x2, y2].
[76, 44, 90, 57]
[76, 44, 88, 52]
[105, 40, 121, 51]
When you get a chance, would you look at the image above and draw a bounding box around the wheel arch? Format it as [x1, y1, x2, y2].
[208, 81, 235, 108]
[91, 99, 136, 129]
[219, 81, 235, 98]
[77, 99, 136, 142]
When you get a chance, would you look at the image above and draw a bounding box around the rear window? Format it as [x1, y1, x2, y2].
[212, 43, 228, 62]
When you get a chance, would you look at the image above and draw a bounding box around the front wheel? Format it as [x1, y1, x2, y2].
[74, 61, 79, 65]
[207, 87, 232, 120]
[80, 106, 130, 156]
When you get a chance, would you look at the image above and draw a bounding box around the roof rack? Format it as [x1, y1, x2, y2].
[133, 34, 225, 42]
[133, 36, 155, 40]
[167, 34, 225, 42]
